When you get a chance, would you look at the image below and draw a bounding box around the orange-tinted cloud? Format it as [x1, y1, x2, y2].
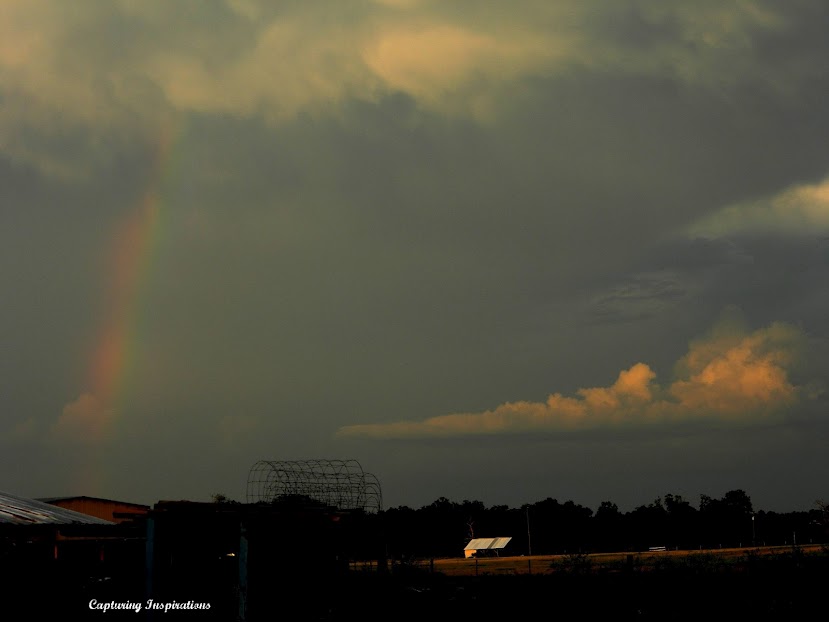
[338, 316, 804, 439]
[668, 321, 799, 416]
[363, 24, 571, 118]
[0, 2, 797, 176]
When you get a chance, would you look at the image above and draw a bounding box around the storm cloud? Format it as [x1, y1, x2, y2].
[2, 1, 828, 511]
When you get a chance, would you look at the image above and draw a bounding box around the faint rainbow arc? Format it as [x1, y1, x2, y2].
[86, 123, 180, 440]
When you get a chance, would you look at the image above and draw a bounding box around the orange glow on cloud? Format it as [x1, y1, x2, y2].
[338, 319, 803, 439]
[669, 323, 797, 414]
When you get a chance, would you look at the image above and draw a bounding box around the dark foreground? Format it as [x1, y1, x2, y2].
[343, 551, 827, 621]
[6, 547, 827, 620]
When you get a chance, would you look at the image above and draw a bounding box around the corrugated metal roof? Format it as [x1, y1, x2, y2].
[0, 490, 115, 526]
[464, 537, 512, 550]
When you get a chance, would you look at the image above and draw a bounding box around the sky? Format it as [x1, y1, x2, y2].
[2, 0, 828, 513]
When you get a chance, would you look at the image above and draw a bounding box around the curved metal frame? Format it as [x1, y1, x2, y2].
[246, 459, 383, 513]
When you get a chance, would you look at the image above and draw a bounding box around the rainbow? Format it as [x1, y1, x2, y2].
[93, 125, 178, 426]
[63, 121, 181, 492]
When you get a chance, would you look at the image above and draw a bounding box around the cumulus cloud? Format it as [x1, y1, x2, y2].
[688, 174, 829, 237]
[338, 315, 805, 439]
[362, 24, 572, 118]
[1, 1, 816, 175]
[51, 393, 115, 443]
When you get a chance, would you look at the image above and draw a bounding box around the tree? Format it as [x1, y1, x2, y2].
[596, 501, 622, 520]
[817, 500, 829, 524]
[629, 498, 668, 549]
[663, 494, 697, 548]
[211, 492, 233, 504]
[723, 489, 753, 516]
[593, 501, 624, 552]
[699, 490, 754, 546]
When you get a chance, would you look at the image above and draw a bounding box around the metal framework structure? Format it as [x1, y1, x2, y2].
[246, 459, 383, 513]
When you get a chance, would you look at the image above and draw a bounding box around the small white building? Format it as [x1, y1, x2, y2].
[464, 537, 512, 558]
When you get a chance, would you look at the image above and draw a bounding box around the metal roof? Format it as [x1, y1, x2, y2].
[0, 490, 115, 526]
[464, 537, 512, 550]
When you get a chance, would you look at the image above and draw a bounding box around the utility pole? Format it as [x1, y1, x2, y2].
[526, 507, 532, 575]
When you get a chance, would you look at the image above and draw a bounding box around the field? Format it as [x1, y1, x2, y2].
[419, 543, 827, 576]
[341, 544, 829, 620]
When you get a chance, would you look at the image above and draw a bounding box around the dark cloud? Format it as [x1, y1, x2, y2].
[2, 1, 828, 510]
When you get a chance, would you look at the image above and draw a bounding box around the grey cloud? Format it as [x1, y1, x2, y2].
[588, 271, 688, 324]
[3, 2, 829, 510]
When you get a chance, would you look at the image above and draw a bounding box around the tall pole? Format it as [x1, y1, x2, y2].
[526, 507, 532, 575]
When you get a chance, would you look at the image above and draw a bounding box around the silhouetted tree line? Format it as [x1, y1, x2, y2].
[378, 491, 828, 559]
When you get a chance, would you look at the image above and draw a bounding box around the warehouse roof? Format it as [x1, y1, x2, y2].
[464, 537, 512, 550]
[0, 490, 114, 526]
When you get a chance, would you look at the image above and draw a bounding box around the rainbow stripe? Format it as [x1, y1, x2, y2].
[66, 122, 180, 493]
[94, 126, 177, 422]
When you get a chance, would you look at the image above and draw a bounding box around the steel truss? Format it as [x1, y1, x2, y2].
[246, 459, 383, 513]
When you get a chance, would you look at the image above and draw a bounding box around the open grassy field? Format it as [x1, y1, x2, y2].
[409, 543, 827, 576]
[341, 544, 829, 620]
